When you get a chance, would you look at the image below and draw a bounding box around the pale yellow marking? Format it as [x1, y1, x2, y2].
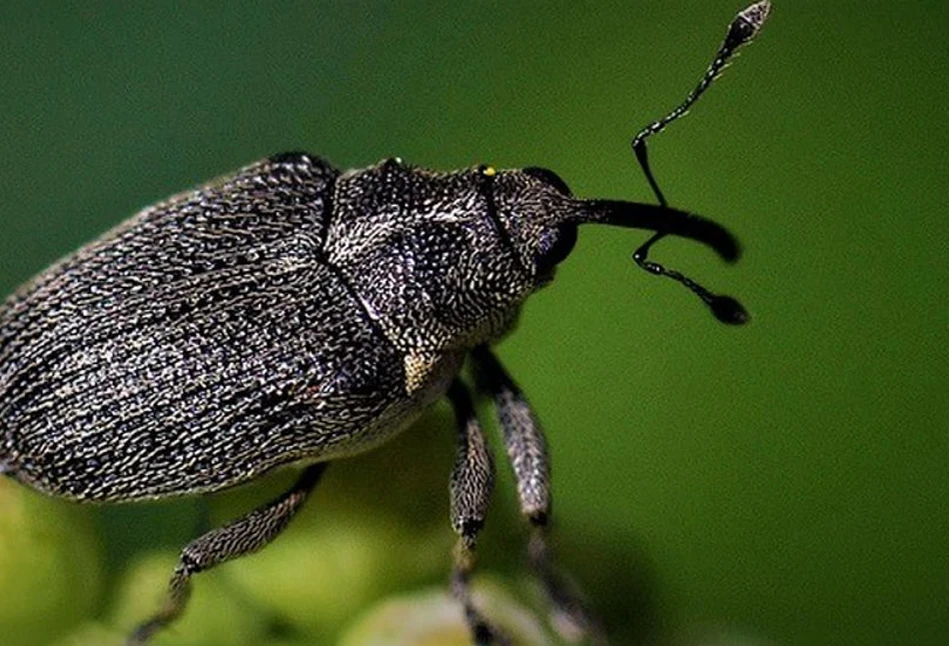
[404, 350, 440, 396]
[482, 165, 496, 177]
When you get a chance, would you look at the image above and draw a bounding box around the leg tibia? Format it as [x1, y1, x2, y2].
[126, 463, 327, 645]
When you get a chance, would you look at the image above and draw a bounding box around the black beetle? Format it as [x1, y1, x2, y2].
[0, 2, 770, 644]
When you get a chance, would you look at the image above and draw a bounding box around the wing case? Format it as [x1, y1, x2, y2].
[0, 154, 416, 501]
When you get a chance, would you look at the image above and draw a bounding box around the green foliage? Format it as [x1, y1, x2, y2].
[340, 580, 555, 646]
[0, 481, 102, 645]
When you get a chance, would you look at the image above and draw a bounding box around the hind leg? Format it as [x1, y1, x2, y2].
[127, 463, 327, 645]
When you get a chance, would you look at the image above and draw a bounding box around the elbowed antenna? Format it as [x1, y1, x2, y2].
[631, 0, 773, 203]
[570, 198, 749, 325]
[625, 0, 772, 325]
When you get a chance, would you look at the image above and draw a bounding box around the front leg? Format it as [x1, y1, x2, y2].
[446, 378, 507, 646]
[472, 346, 606, 644]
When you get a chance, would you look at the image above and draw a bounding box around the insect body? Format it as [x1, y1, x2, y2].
[0, 3, 770, 644]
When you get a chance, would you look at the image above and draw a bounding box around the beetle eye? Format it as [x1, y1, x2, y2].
[522, 167, 572, 196]
[536, 223, 578, 274]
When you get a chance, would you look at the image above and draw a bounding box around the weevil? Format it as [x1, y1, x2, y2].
[0, 3, 770, 644]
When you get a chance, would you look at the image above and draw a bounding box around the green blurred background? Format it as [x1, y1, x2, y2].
[1, 1, 946, 645]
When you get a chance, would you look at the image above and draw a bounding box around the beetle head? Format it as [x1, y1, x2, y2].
[330, 159, 745, 355]
[489, 166, 748, 324]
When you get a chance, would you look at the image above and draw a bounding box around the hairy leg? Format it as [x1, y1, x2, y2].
[127, 463, 327, 645]
[446, 378, 506, 645]
[473, 346, 605, 644]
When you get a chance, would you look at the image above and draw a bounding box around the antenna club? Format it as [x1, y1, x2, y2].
[711, 295, 751, 325]
[732, 1, 773, 46]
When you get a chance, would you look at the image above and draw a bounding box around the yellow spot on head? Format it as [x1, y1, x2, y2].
[482, 166, 496, 177]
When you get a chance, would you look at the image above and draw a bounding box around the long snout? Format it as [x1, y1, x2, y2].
[571, 198, 741, 263]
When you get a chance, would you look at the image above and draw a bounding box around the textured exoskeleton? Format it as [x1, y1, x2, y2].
[0, 3, 771, 643]
[0, 154, 736, 504]
[0, 153, 737, 643]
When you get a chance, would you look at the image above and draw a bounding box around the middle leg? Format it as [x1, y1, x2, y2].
[472, 345, 606, 644]
[446, 378, 505, 645]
